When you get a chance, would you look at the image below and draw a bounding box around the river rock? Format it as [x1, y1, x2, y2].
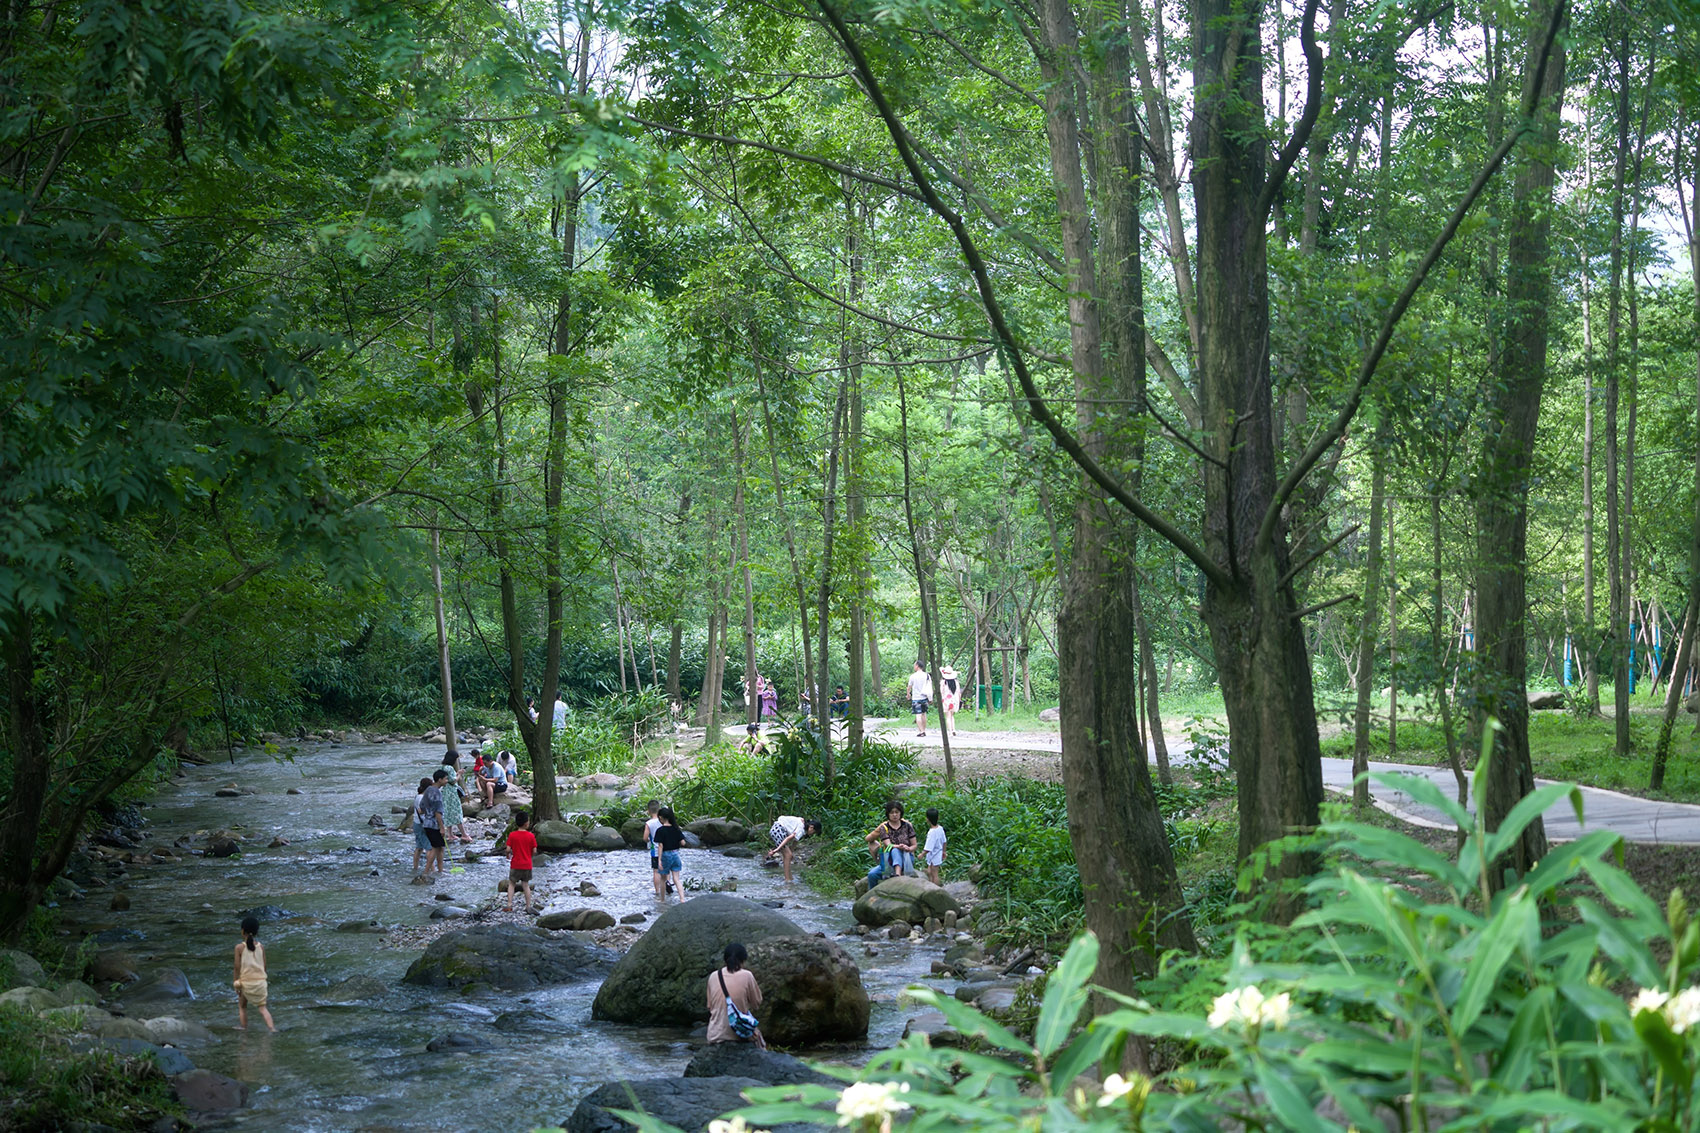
[145, 1016, 217, 1046]
[124, 967, 194, 1005]
[582, 772, 623, 789]
[207, 836, 240, 858]
[97, 1037, 196, 1076]
[239, 905, 293, 922]
[172, 1068, 249, 1112]
[579, 881, 602, 898]
[336, 919, 385, 934]
[887, 922, 911, 941]
[462, 796, 484, 817]
[685, 818, 748, 846]
[902, 1009, 962, 1047]
[108, 892, 131, 911]
[319, 975, 387, 1003]
[532, 820, 588, 852]
[1527, 689, 1565, 710]
[592, 896, 868, 1045]
[215, 788, 243, 798]
[1038, 706, 1061, 722]
[0, 985, 61, 1012]
[562, 1076, 768, 1133]
[430, 905, 471, 920]
[41, 1004, 103, 1028]
[620, 913, 646, 924]
[403, 924, 615, 992]
[852, 876, 962, 927]
[0, 947, 47, 988]
[537, 908, 615, 931]
[682, 1042, 836, 1086]
[287, 787, 303, 795]
[426, 1031, 499, 1052]
[91, 1015, 154, 1042]
[619, 817, 648, 847]
[58, 978, 98, 1005]
[723, 845, 757, 859]
[582, 825, 626, 851]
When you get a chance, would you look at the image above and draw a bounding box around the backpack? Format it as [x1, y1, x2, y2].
[717, 970, 760, 1039]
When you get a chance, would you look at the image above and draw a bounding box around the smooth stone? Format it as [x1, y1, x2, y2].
[682, 1043, 835, 1086]
[0, 948, 48, 988]
[429, 905, 471, 920]
[425, 1031, 499, 1052]
[91, 1016, 155, 1042]
[887, 922, 911, 941]
[852, 876, 962, 928]
[41, 1004, 100, 1028]
[124, 968, 193, 1003]
[144, 1016, 218, 1046]
[172, 1068, 249, 1112]
[1038, 706, 1061, 722]
[903, 1009, 962, 1047]
[317, 975, 387, 1003]
[581, 825, 626, 852]
[537, 908, 615, 932]
[562, 1076, 768, 1133]
[335, 919, 384, 933]
[287, 788, 303, 795]
[722, 845, 757, 859]
[531, 820, 587, 852]
[58, 979, 98, 1005]
[684, 817, 748, 846]
[578, 882, 602, 898]
[214, 788, 243, 798]
[403, 924, 614, 992]
[619, 913, 646, 925]
[619, 816, 648, 848]
[97, 1037, 196, 1076]
[0, 986, 61, 1012]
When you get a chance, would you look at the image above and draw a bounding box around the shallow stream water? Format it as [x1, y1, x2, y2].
[62, 741, 947, 1132]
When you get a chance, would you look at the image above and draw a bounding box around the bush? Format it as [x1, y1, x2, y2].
[0, 1007, 178, 1130]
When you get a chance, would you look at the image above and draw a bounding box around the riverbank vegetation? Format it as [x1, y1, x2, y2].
[0, 1007, 178, 1130]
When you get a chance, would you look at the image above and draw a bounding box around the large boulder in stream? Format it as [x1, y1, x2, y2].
[591, 895, 868, 1045]
[683, 1042, 836, 1086]
[582, 825, 627, 852]
[563, 1076, 827, 1133]
[684, 817, 748, 846]
[403, 923, 614, 992]
[532, 820, 588, 852]
[853, 875, 961, 928]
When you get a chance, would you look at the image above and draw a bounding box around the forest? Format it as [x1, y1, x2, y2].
[5, 0, 1700, 1125]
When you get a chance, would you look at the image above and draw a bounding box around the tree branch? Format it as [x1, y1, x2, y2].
[1257, 0, 1325, 221]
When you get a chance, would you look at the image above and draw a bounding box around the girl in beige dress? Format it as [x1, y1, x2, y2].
[233, 916, 276, 1032]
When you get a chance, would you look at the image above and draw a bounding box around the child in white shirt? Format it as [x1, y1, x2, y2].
[924, 807, 947, 885]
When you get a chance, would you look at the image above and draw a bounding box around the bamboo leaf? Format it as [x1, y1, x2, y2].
[1034, 931, 1097, 1059]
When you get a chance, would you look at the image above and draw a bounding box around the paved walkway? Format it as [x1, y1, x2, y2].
[1320, 756, 1700, 844]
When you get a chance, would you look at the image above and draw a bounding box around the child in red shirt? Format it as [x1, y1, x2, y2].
[505, 809, 538, 913]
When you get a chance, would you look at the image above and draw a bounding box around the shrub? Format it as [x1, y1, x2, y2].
[0, 1007, 178, 1129]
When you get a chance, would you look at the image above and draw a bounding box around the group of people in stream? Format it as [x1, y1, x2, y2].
[410, 748, 517, 877]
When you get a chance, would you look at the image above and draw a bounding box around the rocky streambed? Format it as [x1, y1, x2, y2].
[13, 739, 1023, 1132]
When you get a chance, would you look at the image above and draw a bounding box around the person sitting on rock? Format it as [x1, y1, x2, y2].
[707, 941, 765, 1049]
[865, 801, 917, 888]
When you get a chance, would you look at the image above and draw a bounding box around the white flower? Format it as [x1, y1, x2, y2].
[710, 1120, 767, 1133]
[1629, 988, 1670, 1016]
[1207, 985, 1292, 1031]
[836, 1081, 912, 1125]
[1096, 1073, 1135, 1107]
[1668, 987, 1700, 1034]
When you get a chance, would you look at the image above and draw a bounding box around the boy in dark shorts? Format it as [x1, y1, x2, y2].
[505, 809, 538, 913]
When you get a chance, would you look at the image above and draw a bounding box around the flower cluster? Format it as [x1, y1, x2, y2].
[709, 1119, 767, 1133]
[836, 1081, 912, 1126]
[1630, 986, 1700, 1033]
[1207, 985, 1292, 1032]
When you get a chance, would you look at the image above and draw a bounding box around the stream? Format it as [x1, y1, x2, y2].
[61, 740, 947, 1132]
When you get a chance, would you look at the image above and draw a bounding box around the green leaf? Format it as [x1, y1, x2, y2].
[1575, 897, 1663, 989]
[1034, 931, 1097, 1060]
[1254, 1061, 1341, 1132]
[1451, 884, 1536, 1033]
[900, 987, 1032, 1056]
[1633, 1008, 1689, 1082]
[1482, 782, 1583, 867]
[1365, 770, 1472, 830]
[1047, 1023, 1119, 1094]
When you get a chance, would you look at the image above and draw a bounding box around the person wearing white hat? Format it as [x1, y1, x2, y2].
[940, 665, 962, 737]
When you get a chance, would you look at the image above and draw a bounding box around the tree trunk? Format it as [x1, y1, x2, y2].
[1351, 443, 1389, 807]
[0, 614, 51, 941]
[731, 414, 759, 726]
[751, 351, 819, 732]
[867, 611, 882, 695]
[816, 377, 849, 784]
[430, 525, 458, 754]
[611, 556, 631, 693]
[1387, 501, 1398, 756]
[1605, 24, 1631, 756]
[1473, 0, 1567, 881]
[1191, 0, 1323, 892]
[895, 366, 953, 781]
[1134, 584, 1172, 785]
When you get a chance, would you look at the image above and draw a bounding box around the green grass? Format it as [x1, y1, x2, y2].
[1321, 705, 1700, 802]
[0, 1007, 179, 1130]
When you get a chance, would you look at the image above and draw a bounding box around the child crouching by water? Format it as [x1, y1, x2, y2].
[233, 915, 276, 1032]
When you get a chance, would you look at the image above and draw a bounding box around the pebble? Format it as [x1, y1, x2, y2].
[287, 788, 303, 795]
[578, 882, 601, 898]
[619, 913, 646, 924]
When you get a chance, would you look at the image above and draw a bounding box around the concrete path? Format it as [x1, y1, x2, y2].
[1320, 756, 1700, 845]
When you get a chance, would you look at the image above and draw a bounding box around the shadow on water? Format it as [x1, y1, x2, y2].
[62, 740, 948, 1132]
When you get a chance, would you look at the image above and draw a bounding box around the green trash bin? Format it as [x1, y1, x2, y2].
[977, 684, 1004, 710]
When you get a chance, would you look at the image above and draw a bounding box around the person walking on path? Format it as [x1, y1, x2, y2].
[907, 660, 933, 737]
[233, 916, 276, 1032]
[765, 815, 822, 882]
[865, 801, 917, 887]
[653, 806, 688, 902]
[439, 751, 471, 844]
[939, 666, 962, 737]
[759, 677, 779, 721]
[707, 942, 765, 1049]
[553, 696, 568, 730]
[505, 809, 538, 913]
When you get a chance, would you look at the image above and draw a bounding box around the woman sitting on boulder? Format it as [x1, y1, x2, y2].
[707, 941, 764, 1049]
[865, 801, 917, 888]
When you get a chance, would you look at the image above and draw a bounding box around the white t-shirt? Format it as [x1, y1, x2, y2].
[488, 760, 507, 786]
[553, 699, 568, 728]
[500, 752, 517, 778]
[925, 825, 946, 865]
[907, 670, 932, 701]
[774, 815, 804, 841]
[645, 816, 662, 855]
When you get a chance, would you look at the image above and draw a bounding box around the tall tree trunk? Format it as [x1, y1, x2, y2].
[1653, 131, 1700, 788]
[1191, 0, 1324, 894]
[816, 378, 849, 785]
[731, 414, 759, 726]
[0, 614, 50, 941]
[1035, 0, 1197, 998]
[1473, 0, 1567, 881]
[1134, 587, 1172, 785]
[611, 557, 631, 693]
[1432, 488, 1467, 800]
[430, 525, 458, 754]
[895, 366, 953, 781]
[1605, 24, 1631, 756]
[751, 351, 819, 732]
[867, 612, 882, 695]
[1351, 444, 1389, 807]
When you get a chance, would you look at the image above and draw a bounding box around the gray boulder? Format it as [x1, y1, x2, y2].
[683, 1042, 836, 1086]
[1038, 706, 1061, 722]
[95, 1037, 196, 1076]
[1527, 690, 1565, 710]
[538, 908, 615, 932]
[0, 986, 60, 1012]
[317, 975, 387, 1003]
[853, 876, 962, 927]
[685, 818, 748, 847]
[403, 923, 614, 992]
[619, 816, 649, 847]
[592, 896, 868, 1045]
[172, 1068, 249, 1112]
[88, 949, 139, 984]
[426, 1031, 499, 1052]
[125, 967, 194, 1003]
[563, 1077, 767, 1133]
[0, 948, 47, 988]
[532, 819, 588, 852]
[144, 1016, 217, 1046]
[583, 825, 627, 852]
